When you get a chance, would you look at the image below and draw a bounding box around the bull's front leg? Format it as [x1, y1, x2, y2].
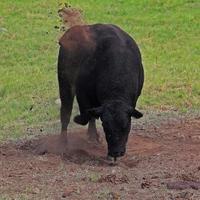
[74, 91, 101, 143]
[87, 118, 100, 143]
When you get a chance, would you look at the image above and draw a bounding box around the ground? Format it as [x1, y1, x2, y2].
[0, 1, 200, 199]
[1, 114, 200, 200]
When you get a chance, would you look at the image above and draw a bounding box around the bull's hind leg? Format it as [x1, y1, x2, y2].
[59, 80, 75, 135]
[87, 118, 100, 143]
[35, 77, 75, 155]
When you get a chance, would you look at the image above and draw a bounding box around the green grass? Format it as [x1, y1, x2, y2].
[0, 0, 199, 141]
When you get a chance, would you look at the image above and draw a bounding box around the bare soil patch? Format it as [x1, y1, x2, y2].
[1, 117, 200, 199]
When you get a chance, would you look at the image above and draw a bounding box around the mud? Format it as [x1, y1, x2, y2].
[1, 117, 200, 199]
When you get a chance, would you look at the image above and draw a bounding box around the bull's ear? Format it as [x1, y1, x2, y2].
[131, 109, 143, 119]
[87, 106, 103, 119]
[128, 107, 143, 119]
[74, 114, 89, 125]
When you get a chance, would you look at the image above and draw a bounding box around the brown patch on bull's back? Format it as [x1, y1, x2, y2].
[58, 5, 96, 55]
[59, 26, 96, 52]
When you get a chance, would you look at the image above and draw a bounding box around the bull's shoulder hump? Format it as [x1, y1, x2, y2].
[89, 24, 135, 47]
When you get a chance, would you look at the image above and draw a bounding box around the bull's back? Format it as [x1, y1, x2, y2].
[58, 24, 144, 104]
[89, 24, 144, 104]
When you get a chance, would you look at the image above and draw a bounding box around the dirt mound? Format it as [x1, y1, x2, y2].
[1, 118, 200, 199]
[15, 129, 161, 167]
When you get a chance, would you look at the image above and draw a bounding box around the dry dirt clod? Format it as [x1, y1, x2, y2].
[58, 5, 85, 29]
[54, 25, 59, 29]
[98, 174, 129, 184]
[62, 186, 77, 198]
[141, 181, 151, 189]
[108, 192, 120, 200]
[167, 181, 200, 190]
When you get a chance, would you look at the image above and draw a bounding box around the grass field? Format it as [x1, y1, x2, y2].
[0, 0, 199, 141]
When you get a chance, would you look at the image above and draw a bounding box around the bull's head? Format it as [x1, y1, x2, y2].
[88, 101, 143, 159]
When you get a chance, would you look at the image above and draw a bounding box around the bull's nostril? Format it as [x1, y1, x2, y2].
[113, 151, 122, 157]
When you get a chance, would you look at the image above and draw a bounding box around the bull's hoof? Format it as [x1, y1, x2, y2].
[34, 134, 68, 155]
[87, 131, 102, 144]
[74, 115, 89, 125]
[88, 135, 102, 145]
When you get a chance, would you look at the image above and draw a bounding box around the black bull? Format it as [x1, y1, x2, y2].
[58, 24, 144, 159]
